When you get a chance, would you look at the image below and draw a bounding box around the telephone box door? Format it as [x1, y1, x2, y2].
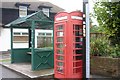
[54, 22, 67, 78]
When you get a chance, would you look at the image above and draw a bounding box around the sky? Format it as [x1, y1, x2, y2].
[38, 0, 97, 25]
[38, 0, 95, 12]
[1, 0, 96, 25]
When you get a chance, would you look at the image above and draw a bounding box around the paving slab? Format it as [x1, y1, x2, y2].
[0, 52, 54, 78]
[1, 62, 54, 78]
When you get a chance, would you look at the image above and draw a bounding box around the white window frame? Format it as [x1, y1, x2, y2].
[37, 32, 53, 48]
[42, 8, 50, 17]
[19, 6, 27, 17]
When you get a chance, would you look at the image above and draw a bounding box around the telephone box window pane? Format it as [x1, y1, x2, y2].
[57, 56, 64, 60]
[80, 38, 83, 42]
[75, 31, 80, 36]
[57, 44, 63, 48]
[75, 25, 80, 30]
[57, 62, 64, 66]
[57, 25, 63, 30]
[73, 61, 82, 67]
[75, 50, 82, 54]
[73, 67, 82, 73]
[57, 50, 64, 54]
[79, 31, 83, 36]
[57, 32, 63, 36]
[57, 37, 63, 42]
[80, 28, 83, 33]
[75, 37, 83, 42]
[75, 43, 82, 48]
[76, 37, 80, 42]
[75, 56, 82, 60]
[57, 67, 63, 73]
[75, 31, 82, 36]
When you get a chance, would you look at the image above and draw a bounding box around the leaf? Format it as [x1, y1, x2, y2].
[92, 2, 120, 45]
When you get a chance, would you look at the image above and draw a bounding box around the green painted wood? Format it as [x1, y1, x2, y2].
[10, 25, 30, 28]
[31, 21, 35, 70]
[32, 49, 54, 70]
[29, 29, 31, 48]
[52, 24, 54, 68]
[12, 48, 31, 63]
[10, 27, 13, 63]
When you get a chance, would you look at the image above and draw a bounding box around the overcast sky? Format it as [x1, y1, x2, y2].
[39, 0, 97, 25]
[1, 0, 96, 25]
[39, 0, 94, 12]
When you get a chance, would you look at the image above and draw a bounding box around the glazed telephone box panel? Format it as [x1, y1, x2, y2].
[54, 11, 84, 79]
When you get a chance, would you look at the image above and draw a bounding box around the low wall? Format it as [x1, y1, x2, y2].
[91, 56, 120, 78]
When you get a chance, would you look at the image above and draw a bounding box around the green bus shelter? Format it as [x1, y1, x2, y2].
[6, 11, 54, 70]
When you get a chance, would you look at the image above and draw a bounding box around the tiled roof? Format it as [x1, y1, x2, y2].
[1, 1, 64, 13]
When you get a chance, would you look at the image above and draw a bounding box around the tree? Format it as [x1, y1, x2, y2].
[92, 2, 120, 45]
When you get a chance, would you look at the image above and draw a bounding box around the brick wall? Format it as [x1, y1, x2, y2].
[91, 56, 120, 78]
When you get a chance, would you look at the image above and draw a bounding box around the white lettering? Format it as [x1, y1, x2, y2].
[56, 16, 67, 21]
[71, 16, 83, 20]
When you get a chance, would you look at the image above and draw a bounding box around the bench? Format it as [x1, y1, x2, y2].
[27, 52, 32, 55]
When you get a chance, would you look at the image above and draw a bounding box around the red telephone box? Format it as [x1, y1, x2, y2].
[54, 11, 84, 79]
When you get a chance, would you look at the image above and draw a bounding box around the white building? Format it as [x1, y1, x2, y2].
[0, 1, 64, 51]
[0, 28, 53, 51]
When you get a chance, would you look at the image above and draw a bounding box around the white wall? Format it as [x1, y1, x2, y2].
[0, 27, 11, 51]
[0, 28, 53, 51]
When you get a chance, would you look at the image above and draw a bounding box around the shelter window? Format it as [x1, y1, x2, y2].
[19, 6, 27, 17]
[22, 32, 28, 36]
[37, 32, 53, 48]
[13, 32, 21, 35]
[13, 32, 28, 43]
[46, 33, 52, 36]
[42, 8, 49, 17]
[38, 33, 45, 36]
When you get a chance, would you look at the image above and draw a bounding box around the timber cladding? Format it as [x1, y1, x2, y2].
[91, 56, 120, 78]
[13, 36, 28, 42]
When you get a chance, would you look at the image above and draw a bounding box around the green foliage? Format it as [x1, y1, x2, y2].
[90, 25, 105, 33]
[90, 37, 110, 56]
[108, 44, 120, 58]
[90, 25, 98, 33]
[92, 2, 120, 45]
[90, 37, 120, 58]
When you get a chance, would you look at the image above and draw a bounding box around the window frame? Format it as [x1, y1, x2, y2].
[42, 8, 50, 17]
[19, 6, 27, 17]
[37, 32, 53, 48]
[13, 32, 29, 43]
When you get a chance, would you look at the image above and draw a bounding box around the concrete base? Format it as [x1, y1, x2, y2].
[1, 62, 54, 78]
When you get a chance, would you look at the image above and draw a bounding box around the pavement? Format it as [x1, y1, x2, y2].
[0, 65, 28, 78]
[0, 52, 54, 78]
[1, 62, 54, 78]
[0, 52, 116, 79]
